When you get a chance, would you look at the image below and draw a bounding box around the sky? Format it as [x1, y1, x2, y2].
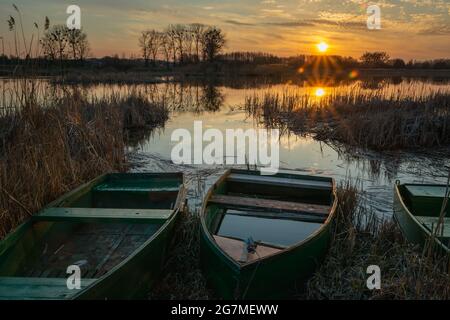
[0, 0, 449, 60]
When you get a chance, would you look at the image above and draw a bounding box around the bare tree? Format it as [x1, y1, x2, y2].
[169, 24, 186, 64]
[67, 28, 89, 61]
[40, 25, 69, 61]
[165, 26, 178, 63]
[360, 52, 390, 67]
[139, 30, 162, 66]
[139, 31, 151, 66]
[40, 32, 57, 60]
[77, 34, 90, 61]
[160, 32, 173, 68]
[139, 23, 225, 65]
[183, 27, 194, 63]
[201, 27, 226, 62]
[190, 24, 205, 62]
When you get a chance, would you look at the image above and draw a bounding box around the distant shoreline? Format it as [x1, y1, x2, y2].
[1, 64, 450, 85]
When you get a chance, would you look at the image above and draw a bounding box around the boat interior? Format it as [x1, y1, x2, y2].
[0, 173, 183, 299]
[204, 170, 334, 264]
[399, 184, 450, 245]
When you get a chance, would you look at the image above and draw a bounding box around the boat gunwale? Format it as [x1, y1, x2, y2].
[72, 173, 186, 299]
[200, 168, 338, 270]
[394, 182, 449, 253]
[0, 172, 186, 300]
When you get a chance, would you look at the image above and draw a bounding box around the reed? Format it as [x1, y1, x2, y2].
[244, 88, 450, 150]
[0, 79, 169, 238]
[305, 181, 450, 299]
[149, 209, 212, 300]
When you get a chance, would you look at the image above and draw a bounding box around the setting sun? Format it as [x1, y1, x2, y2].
[317, 42, 329, 53]
[315, 87, 326, 97]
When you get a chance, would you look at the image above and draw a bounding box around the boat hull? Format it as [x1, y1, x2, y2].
[200, 219, 332, 299]
[75, 208, 179, 299]
[393, 184, 449, 254]
[0, 172, 185, 300]
[200, 169, 336, 299]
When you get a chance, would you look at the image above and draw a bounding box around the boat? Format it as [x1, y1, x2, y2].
[393, 182, 449, 253]
[200, 169, 337, 299]
[0, 172, 186, 300]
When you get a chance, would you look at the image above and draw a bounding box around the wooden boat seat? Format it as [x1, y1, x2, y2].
[416, 216, 450, 238]
[209, 195, 329, 222]
[34, 207, 173, 223]
[93, 185, 180, 192]
[213, 235, 281, 263]
[0, 277, 96, 300]
[227, 173, 332, 190]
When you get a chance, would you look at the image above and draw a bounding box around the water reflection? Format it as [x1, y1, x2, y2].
[2, 76, 450, 218]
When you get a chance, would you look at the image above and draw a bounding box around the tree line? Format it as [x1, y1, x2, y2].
[3, 4, 90, 63]
[40, 24, 90, 62]
[138, 24, 226, 66]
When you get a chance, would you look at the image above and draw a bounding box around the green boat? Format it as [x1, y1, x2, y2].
[200, 169, 337, 299]
[394, 182, 449, 253]
[0, 172, 185, 300]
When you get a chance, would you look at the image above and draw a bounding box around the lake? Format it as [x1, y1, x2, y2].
[2, 76, 450, 217]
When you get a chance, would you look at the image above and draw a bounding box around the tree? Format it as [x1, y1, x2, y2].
[201, 27, 226, 62]
[40, 25, 68, 63]
[170, 24, 187, 64]
[40, 31, 57, 60]
[190, 23, 205, 62]
[139, 30, 162, 66]
[165, 26, 178, 63]
[360, 51, 390, 67]
[67, 28, 90, 61]
[391, 58, 405, 69]
[160, 32, 173, 68]
[41, 25, 90, 62]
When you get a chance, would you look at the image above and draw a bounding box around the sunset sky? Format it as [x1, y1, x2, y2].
[1, 0, 449, 60]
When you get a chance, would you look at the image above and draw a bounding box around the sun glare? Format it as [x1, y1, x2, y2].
[315, 87, 326, 97]
[317, 42, 329, 53]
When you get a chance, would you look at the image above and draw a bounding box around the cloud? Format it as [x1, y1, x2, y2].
[224, 19, 255, 26]
[418, 24, 450, 35]
[264, 21, 314, 27]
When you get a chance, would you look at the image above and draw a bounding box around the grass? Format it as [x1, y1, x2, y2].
[305, 181, 450, 300]
[149, 180, 449, 300]
[245, 88, 450, 150]
[0, 79, 169, 238]
[149, 209, 213, 300]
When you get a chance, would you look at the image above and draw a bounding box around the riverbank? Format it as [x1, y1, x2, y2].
[2, 63, 450, 85]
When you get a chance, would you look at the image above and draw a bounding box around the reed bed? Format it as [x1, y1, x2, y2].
[149, 209, 213, 300]
[305, 181, 450, 300]
[0, 79, 169, 238]
[245, 88, 450, 150]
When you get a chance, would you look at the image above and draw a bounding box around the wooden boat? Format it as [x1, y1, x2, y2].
[200, 169, 337, 299]
[393, 182, 449, 253]
[0, 172, 185, 300]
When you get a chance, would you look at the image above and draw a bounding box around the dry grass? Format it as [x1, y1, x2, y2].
[245, 89, 450, 150]
[149, 209, 213, 300]
[305, 181, 450, 300]
[0, 79, 169, 238]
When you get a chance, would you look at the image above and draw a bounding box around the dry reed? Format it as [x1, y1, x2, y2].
[0, 79, 169, 238]
[245, 88, 450, 150]
[305, 181, 450, 299]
